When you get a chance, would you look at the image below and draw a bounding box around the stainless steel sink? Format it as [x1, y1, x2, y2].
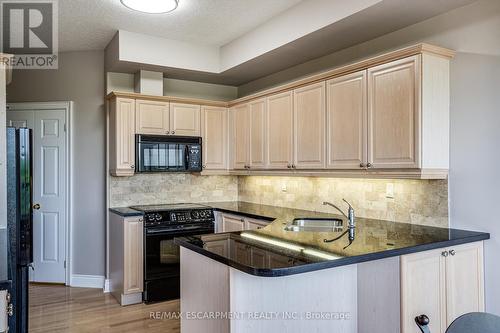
[284, 218, 343, 232]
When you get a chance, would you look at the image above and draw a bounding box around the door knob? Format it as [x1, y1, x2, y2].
[441, 251, 449, 257]
[449, 249, 456, 256]
[33, 203, 41, 210]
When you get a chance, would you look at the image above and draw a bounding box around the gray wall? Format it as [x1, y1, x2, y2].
[6, 51, 106, 277]
[237, 0, 500, 314]
[449, 52, 500, 315]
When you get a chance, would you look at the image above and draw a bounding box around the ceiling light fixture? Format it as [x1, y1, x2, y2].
[120, 0, 179, 14]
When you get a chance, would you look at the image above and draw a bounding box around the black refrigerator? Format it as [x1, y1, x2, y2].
[6, 127, 33, 333]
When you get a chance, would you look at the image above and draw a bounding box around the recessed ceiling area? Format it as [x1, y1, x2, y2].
[104, 0, 477, 86]
[59, 0, 303, 51]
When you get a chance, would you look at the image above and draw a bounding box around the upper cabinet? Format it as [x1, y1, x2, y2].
[249, 99, 267, 169]
[266, 91, 293, 169]
[367, 56, 420, 169]
[135, 100, 170, 135]
[231, 104, 250, 170]
[108, 44, 453, 179]
[326, 70, 367, 169]
[109, 97, 136, 176]
[169, 103, 201, 136]
[201, 106, 228, 171]
[293, 82, 326, 169]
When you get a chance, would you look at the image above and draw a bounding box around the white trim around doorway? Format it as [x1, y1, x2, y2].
[7, 101, 73, 286]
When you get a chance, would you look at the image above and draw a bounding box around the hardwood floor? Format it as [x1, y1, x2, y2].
[29, 284, 180, 333]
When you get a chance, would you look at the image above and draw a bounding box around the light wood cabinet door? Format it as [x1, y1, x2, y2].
[169, 103, 201, 136]
[327, 71, 367, 169]
[135, 99, 169, 135]
[249, 99, 266, 169]
[367, 55, 421, 169]
[293, 82, 326, 169]
[109, 97, 136, 176]
[445, 242, 484, 324]
[222, 214, 246, 232]
[246, 218, 269, 230]
[201, 106, 228, 170]
[231, 104, 250, 170]
[401, 248, 447, 333]
[266, 91, 293, 169]
[123, 217, 143, 295]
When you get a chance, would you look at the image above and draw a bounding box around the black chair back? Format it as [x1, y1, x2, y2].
[416, 312, 500, 333]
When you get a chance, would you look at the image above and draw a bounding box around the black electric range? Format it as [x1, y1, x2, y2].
[130, 203, 215, 303]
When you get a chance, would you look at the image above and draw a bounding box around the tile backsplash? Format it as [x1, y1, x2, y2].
[238, 176, 448, 227]
[110, 174, 238, 207]
[110, 174, 448, 227]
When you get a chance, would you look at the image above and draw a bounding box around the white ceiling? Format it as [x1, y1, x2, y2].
[58, 0, 303, 51]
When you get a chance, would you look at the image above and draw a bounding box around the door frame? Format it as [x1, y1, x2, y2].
[7, 101, 73, 285]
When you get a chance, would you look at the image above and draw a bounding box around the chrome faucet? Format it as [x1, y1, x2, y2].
[323, 199, 356, 244]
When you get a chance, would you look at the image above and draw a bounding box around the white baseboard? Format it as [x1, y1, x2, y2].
[103, 279, 110, 293]
[70, 274, 105, 289]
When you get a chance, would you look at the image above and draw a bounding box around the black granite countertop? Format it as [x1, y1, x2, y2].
[0, 228, 9, 283]
[175, 201, 490, 277]
[109, 207, 144, 217]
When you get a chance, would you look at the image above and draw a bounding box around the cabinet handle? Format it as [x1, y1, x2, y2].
[360, 163, 366, 168]
[367, 163, 373, 168]
[130, 165, 135, 169]
[287, 164, 292, 169]
[441, 251, 449, 257]
[449, 249, 456, 256]
[172, 131, 175, 134]
[202, 165, 206, 169]
[166, 131, 170, 134]
[292, 164, 296, 169]
[240, 219, 244, 222]
[139, 218, 143, 222]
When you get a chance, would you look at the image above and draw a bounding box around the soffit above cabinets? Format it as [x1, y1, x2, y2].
[104, 0, 476, 86]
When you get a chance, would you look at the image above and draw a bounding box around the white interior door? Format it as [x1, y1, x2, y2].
[7, 107, 67, 283]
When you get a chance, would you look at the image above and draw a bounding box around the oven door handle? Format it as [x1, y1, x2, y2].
[184, 145, 190, 170]
[145, 226, 213, 235]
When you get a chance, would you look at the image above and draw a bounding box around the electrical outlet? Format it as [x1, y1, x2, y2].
[281, 183, 287, 192]
[386, 183, 395, 199]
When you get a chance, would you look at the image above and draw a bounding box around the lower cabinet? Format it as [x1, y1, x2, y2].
[109, 212, 144, 306]
[401, 241, 484, 333]
[218, 212, 271, 232]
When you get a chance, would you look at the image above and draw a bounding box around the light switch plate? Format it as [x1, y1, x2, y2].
[386, 183, 395, 199]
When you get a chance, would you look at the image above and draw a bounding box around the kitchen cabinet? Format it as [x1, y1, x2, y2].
[246, 218, 269, 230]
[219, 212, 271, 232]
[326, 70, 367, 169]
[367, 56, 420, 169]
[123, 217, 144, 295]
[249, 99, 266, 169]
[231, 104, 250, 170]
[250, 247, 267, 267]
[400, 241, 484, 333]
[266, 91, 293, 169]
[222, 214, 246, 232]
[201, 106, 228, 170]
[169, 102, 201, 136]
[109, 97, 136, 176]
[293, 82, 326, 169]
[135, 99, 170, 135]
[234, 241, 251, 265]
[109, 212, 144, 306]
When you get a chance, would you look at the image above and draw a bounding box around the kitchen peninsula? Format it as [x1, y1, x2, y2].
[175, 202, 489, 333]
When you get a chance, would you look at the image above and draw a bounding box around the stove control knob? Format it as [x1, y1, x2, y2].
[170, 213, 177, 221]
[155, 213, 162, 221]
[192, 211, 200, 219]
[146, 214, 155, 222]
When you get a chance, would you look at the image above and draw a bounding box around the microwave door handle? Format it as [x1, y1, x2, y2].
[185, 145, 190, 171]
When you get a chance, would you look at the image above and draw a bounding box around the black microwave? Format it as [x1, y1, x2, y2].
[136, 135, 202, 173]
